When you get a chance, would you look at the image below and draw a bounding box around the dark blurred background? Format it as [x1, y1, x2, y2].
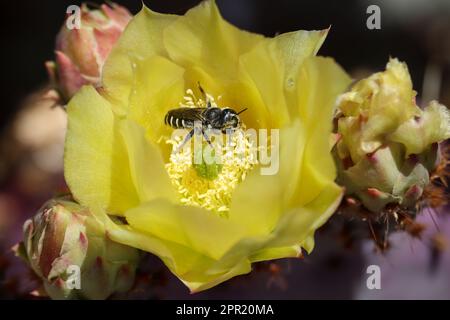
[0, 0, 449, 299]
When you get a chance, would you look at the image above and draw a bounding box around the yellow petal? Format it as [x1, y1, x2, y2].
[236, 30, 329, 128]
[250, 245, 301, 262]
[237, 42, 289, 128]
[185, 261, 251, 293]
[118, 120, 177, 202]
[102, 6, 178, 109]
[126, 55, 185, 152]
[106, 221, 214, 276]
[125, 199, 246, 260]
[160, 0, 266, 128]
[267, 182, 343, 252]
[163, 0, 264, 86]
[228, 171, 283, 236]
[106, 211, 254, 292]
[292, 57, 351, 206]
[275, 29, 329, 90]
[228, 120, 304, 236]
[65, 86, 139, 215]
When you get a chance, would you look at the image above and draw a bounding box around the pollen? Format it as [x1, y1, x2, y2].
[164, 90, 257, 216]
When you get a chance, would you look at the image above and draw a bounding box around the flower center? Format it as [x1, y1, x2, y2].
[165, 89, 257, 216]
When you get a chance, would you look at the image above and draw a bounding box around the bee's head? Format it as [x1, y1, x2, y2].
[220, 108, 240, 129]
[204, 107, 247, 130]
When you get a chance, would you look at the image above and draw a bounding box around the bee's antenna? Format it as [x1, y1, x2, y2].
[237, 108, 248, 115]
[198, 81, 205, 97]
[198, 81, 211, 108]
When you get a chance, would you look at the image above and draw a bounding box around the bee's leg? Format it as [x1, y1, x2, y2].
[222, 128, 233, 147]
[174, 129, 195, 153]
[201, 129, 214, 147]
[198, 81, 211, 108]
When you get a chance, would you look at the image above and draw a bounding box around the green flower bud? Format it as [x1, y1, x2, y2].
[334, 58, 450, 213]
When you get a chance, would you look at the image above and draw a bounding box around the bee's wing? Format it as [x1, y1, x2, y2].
[166, 107, 205, 124]
[178, 107, 205, 122]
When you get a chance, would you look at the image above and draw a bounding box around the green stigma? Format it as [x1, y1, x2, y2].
[193, 147, 223, 180]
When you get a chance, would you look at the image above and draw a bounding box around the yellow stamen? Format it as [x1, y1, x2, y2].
[165, 90, 257, 216]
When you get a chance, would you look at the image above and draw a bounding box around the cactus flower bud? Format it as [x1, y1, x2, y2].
[334, 58, 450, 214]
[46, 3, 132, 102]
[18, 198, 140, 300]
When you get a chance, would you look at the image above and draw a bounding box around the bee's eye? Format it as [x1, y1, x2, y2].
[221, 109, 240, 127]
[222, 109, 234, 120]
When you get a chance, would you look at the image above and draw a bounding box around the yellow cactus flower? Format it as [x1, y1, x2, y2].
[64, 0, 351, 292]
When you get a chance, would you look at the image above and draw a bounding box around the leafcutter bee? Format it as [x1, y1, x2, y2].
[165, 84, 247, 150]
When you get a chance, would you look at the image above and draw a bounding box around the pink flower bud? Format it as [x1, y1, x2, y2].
[19, 198, 140, 299]
[46, 3, 132, 102]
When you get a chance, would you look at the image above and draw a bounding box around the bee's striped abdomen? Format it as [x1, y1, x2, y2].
[165, 115, 182, 128]
[165, 108, 199, 129]
[164, 113, 170, 126]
